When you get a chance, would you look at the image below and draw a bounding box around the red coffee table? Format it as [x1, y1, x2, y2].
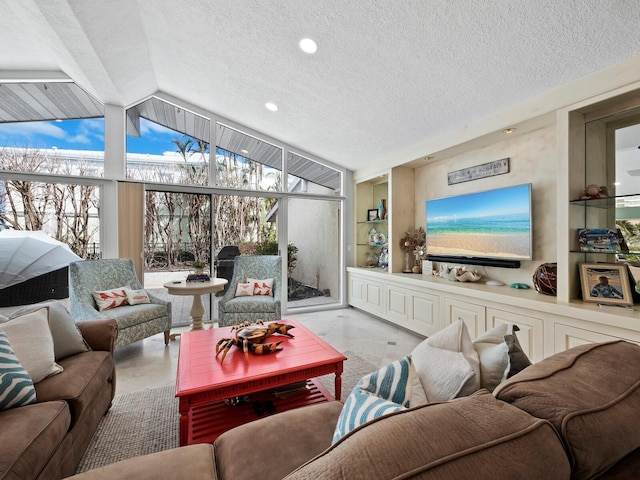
[175, 319, 346, 446]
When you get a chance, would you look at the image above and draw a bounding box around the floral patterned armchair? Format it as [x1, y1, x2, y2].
[69, 258, 171, 348]
[218, 255, 282, 326]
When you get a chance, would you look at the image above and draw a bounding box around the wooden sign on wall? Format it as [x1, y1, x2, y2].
[447, 158, 510, 185]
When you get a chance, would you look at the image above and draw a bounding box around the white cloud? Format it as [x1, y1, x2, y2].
[140, 118, 177, 136]
[0, 121, 66, 139]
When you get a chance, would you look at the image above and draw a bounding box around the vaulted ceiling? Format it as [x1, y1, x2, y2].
[2, 0, 640, 175]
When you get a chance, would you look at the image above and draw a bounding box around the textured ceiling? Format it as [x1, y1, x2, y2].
[2, 0, 640, 174]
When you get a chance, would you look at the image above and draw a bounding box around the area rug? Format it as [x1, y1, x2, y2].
[75, 351, 375, 473]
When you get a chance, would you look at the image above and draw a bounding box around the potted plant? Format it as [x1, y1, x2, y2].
[192, 261, 206, 275]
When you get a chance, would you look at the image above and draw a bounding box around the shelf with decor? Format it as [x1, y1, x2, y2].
[569, 194, 640, 261]
[569, 193, 640, 208]
[354, 176, 390, 269]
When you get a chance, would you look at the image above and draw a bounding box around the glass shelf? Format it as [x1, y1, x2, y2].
[570, 193, 640, 208]
[357, 219, 389, 225]
[570, 250, 640, 255]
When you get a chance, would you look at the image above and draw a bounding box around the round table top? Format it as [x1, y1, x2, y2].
[163, 277, 228, 295]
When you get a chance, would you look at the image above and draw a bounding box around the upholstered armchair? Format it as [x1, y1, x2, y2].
[69, 258, 172, 348]
[218, 255, 282, 326]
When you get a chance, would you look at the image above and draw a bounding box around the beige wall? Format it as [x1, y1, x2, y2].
[414, 124, 558, 286]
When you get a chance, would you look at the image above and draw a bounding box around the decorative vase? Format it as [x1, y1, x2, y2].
[378, 199, 387, 220]
[533, 263, 557, 296]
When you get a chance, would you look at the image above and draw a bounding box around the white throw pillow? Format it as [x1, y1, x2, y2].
[10, 300, 89, 361]
[472, 323, 511, 392]
[0, 307, 63, 383]
[247, 278, 274, 296]
[93, 286, 130, 311]
[125, 288, 151, 305]
[411, 319, 481, 402]
[234, 282, 254, 297]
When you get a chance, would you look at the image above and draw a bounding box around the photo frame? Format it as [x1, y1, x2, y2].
[367, 209, 379, 221]
[579, 263, 633, 306]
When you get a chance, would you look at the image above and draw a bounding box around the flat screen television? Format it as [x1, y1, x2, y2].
[425, 183, 532, 267]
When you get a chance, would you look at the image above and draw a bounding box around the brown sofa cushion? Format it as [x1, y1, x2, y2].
[66, 444, 216, 480]
[214, 401, 344, 480]
[0, 401, 70, 480]
[285, 389, 570, 480]
[494, 340, 640, 480]
[34, 351, 114, 429]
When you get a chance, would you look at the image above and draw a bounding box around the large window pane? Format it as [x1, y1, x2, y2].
[144, 190, 212, 327]
[287, 152, 342, 195]
[0, 177, 101, 258]
[212, 194, 277, 252]
[215, 123, 282, 191]
[287, 196, 340, 308]
[0, 119, 105, 177]
[127, 123, 210, 186]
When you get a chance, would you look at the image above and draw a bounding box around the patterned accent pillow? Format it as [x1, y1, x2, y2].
[234, 282, 254, 297]
[92, 286, 130, 311]
[0, 331, 36, 411]
[125, 288, 151, 305]
[247, 277, 273, 296]
[333, 355, 413, 443]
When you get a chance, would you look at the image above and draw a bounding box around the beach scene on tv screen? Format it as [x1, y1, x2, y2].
[426, 184, 532, 260]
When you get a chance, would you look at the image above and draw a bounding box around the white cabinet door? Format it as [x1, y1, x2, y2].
[348, 272, 384, 315]
[348, 273, 366, 309]
[408, 290, 440, 337]
[554, 323, 640, 353]
[385, 283, 408, 323]
[364, 278, 384, 314]
[487, 308, 544, 363]
[380, 280, 439, 336]
[444, 298, 485, 338]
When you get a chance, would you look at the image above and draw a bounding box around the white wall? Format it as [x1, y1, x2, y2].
[288, 186, 340, 298]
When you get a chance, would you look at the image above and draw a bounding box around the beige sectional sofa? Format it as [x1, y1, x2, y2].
[66, 339, 640, 480]
[0, 302, 117, 480]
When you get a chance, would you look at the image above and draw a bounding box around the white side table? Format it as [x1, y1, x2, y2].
[164, 278, 228, 337]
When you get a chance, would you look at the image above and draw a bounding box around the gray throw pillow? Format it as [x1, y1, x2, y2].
[504, 326, 532, 378]
[11, 301, 90, 360]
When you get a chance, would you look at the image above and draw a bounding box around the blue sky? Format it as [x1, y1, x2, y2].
[426, 184, 531, 219]
[0, 118, 188, 155]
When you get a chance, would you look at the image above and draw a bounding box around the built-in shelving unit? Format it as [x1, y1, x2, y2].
[355, 177, 389, 269]
[348, 80, 640, 360]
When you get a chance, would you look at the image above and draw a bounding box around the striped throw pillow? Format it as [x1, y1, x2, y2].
[332, 355, 413, 443]
[0, 331, 36, 411]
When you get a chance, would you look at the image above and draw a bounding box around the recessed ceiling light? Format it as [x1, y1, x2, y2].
[265, 102, 278, 112]
[299, 38, 317, 54]
[241, 149, 249, 154]
[503, 127, 516, 134]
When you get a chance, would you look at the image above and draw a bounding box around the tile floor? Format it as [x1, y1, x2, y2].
[114, 307, 425, 396]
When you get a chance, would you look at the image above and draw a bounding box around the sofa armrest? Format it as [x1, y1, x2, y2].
[76, 319, 119, 353]
[213, 401, 343, 480]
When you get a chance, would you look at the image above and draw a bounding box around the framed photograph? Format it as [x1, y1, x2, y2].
[367, 209, 379, 221]
[579, 263, 633, 306]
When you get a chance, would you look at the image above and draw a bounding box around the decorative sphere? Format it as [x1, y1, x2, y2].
[533, 263, 557, 296]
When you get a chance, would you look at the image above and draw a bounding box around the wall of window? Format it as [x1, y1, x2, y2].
[0, 84, 349, 313]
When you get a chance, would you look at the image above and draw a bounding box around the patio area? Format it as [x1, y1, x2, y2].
[144, 271, 338, 328]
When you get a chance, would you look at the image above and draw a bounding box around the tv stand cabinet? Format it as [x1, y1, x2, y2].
[347, 267, 640, 362]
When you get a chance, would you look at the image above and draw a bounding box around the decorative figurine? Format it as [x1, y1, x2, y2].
[580, 184, 609, 199]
